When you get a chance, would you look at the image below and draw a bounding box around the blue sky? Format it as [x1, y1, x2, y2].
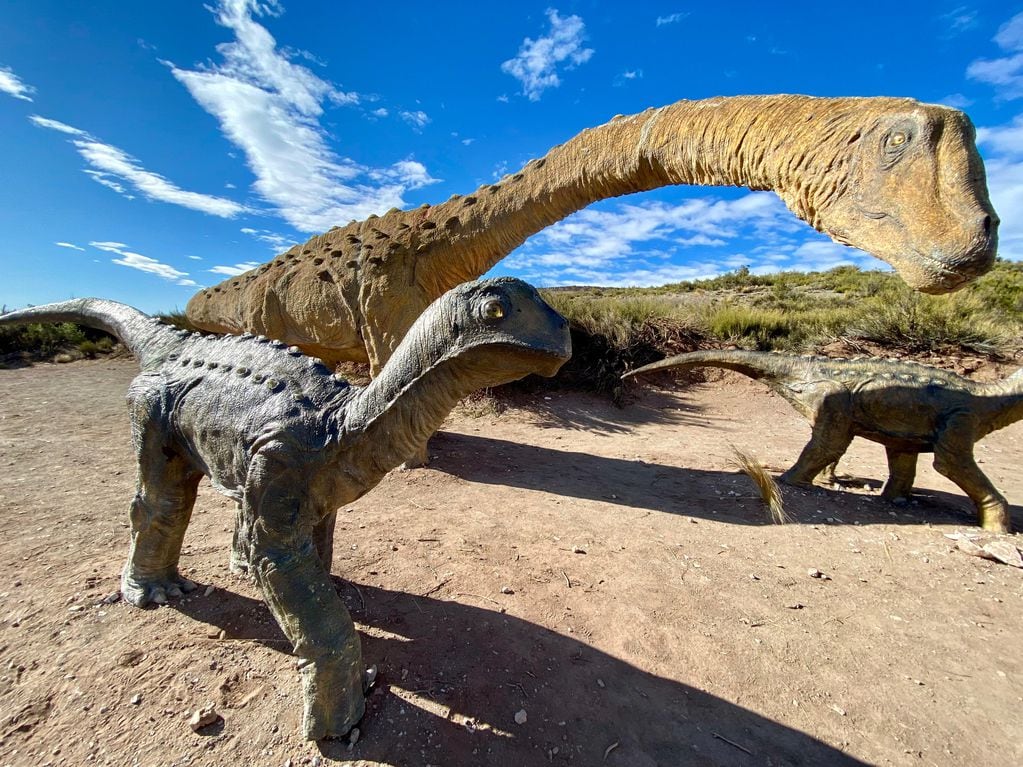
[2, 1, 1023, 313]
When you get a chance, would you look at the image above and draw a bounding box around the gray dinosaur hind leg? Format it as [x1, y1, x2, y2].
[779, 411, 853, 487]
[230, 503, 253, 574]
[881, 448, 918, 505]
[932, 425, 1011, 533]
[121, 384, 201, 606]
[246, 459, 364, 740]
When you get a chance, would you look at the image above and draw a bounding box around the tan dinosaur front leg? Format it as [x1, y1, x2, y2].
[244, 458, 366, 740]
[881, 448, 918, 504]
[932, 435, 1011, 533]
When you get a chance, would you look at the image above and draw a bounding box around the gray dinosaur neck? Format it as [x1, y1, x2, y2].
[420, 95, 872, 288]
[980, 372, 1023, 434]
[342, 344, 492, 472]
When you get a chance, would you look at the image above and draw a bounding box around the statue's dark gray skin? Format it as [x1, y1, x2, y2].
[625, 350, 1022, 533]
[0, 277, 571, 740]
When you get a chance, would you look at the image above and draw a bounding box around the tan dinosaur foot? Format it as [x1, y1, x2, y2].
[298, 655, 370, 740]
[978, 502, 1011, 534]
[121, 568, 197, 607]
[778, 469, 815, 488]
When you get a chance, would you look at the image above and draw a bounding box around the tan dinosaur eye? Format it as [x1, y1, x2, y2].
[890, 132, 907, 146]
[481, 300, 505, 320]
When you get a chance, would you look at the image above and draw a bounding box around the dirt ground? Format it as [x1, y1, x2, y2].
[0, 358, 1021, 767]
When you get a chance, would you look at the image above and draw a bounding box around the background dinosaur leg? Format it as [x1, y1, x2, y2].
[245, 459, 365, 740]
[779, 411, 853, 487]
[932, 432, 1011, 533]
[121, 385, 202, 606]
[881, 448, 918, 505]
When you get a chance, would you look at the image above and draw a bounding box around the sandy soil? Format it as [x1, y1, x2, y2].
[0, 358, 1020, 767]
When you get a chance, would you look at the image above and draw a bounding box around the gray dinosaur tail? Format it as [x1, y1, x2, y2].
[623, 349, 802, 383]
[0, 298, 172, 363]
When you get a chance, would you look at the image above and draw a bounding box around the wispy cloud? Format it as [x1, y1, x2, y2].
[240, 226, 298, 251]
[501, 9, 594, 101]
[940, 6, 979, 36]
[30, 114, 246, 217]
[28, 115, 85, 135]
[168, 0, 438, 232]
[399, 109, 430, 129]
[90, 241, 197, 286]
[208, 261, 262, 276]
[655, 13, 688, 27]
[0, 65, 34, 101]
[55, 241, 85, 251]
[967, 11, 1023, 98]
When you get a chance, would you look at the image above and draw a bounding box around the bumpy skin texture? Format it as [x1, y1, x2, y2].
[188, 95, 997, 374]
[0, 278, 571, 740]
[625, 351, 1023, 533]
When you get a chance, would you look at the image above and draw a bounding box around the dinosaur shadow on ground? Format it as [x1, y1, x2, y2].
[473, 387, 710, 436]
[173, 582, 869, 767]
[427, 432, 1022, 529]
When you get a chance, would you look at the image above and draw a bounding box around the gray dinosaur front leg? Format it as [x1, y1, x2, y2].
[932, 426, 1011, 533]
[122, 469, 202, 606]
[780, 407, 854, 487]
[881, 448, 918, 505]
[230, 503, 253, 574]
[246, 462, 365, 740]
[121, 386, 201, 606]
[313, 510, 337, 571]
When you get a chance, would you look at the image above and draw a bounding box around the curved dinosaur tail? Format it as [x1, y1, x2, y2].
[0, 298, 176, 364]
[623, 349, 805, 383]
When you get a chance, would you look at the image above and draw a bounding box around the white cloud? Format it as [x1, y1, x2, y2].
[55, 241, 85, 251]
[169, 0, 436, 232]
[0, 65, 34, 101]
[975, 119, 1023, 260]
[505, 191, 828, 285]
[371, 107, 388, 117]
[655, 13, 688, 27]
[30, 114, 245, 217]
[209, 261, 262, 276]
[500, 9, 594, 101]
[187, 255, 203, 260]
[967, 11, 1023, 98]
[399, 110, 430, 129]
[90, 241, 196, 286]
[28, 115, 85, 135]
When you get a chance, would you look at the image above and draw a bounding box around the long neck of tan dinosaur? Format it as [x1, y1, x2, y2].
[419, 94, 860, 292]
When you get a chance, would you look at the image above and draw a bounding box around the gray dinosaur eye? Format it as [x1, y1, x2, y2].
[481, 299, 505, 320]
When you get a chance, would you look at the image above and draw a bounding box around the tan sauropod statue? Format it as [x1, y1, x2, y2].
[188, 95, 998, 373]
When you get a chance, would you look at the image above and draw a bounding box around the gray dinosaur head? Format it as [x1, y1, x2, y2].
[795, 101, 997, 294]
[433, 277, 572, 382]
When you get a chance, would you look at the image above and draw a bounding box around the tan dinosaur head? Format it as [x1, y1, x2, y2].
[789, 100, 997, 294]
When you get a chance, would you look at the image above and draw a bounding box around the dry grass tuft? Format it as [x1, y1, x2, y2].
[729, 447, 789, 524]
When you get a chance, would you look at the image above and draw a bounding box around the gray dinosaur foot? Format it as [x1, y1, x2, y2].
[228, 549, 250, 575]
[778, 470, 813, 488]
[298, 656, 370, 740]
[121, 569, 198, 607]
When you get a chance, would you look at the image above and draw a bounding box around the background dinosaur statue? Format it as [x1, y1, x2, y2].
[188, 94, 998, 374]
[624, 350, 1021, 533]
[0, 278, 571, 740]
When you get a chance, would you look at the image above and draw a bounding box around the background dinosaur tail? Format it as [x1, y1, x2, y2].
[623, 349, 805, 383]
[0, 298, 174, 364]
